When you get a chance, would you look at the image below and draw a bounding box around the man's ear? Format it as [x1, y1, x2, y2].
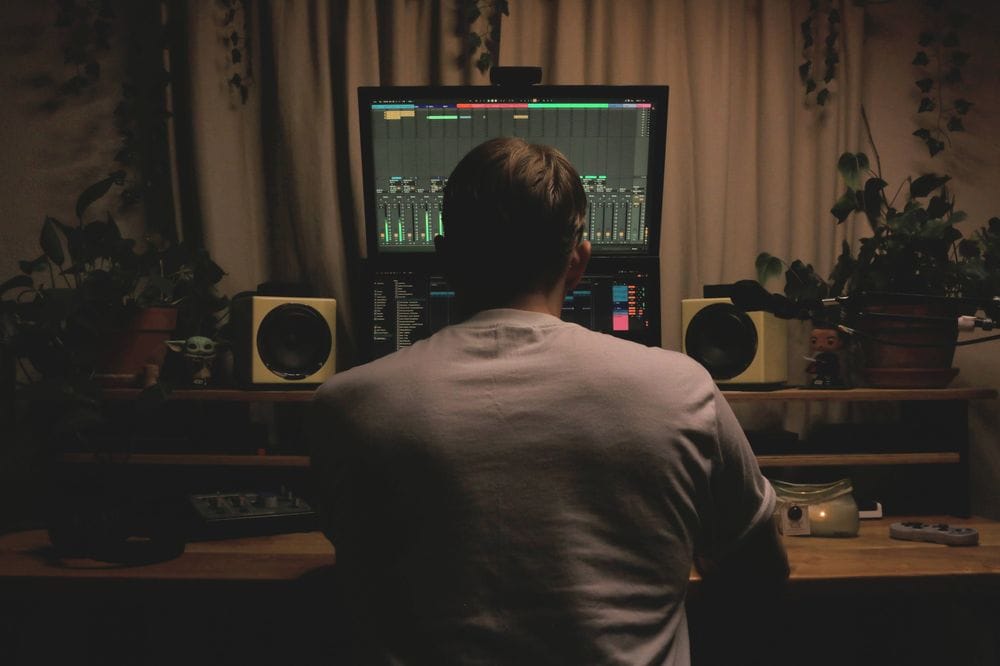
[434, 234, 454, 278]
[564, 239, 591, 292]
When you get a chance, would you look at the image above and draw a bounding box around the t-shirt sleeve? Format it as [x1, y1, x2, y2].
[701, 385, 776, 561]
[308, 384, 353, 546]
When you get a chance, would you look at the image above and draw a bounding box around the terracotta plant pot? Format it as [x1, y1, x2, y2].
[95, 306, 178, 388]
[856, 301, 959, 388]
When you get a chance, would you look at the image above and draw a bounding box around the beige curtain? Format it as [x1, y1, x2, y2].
[176, 0, 866, 366]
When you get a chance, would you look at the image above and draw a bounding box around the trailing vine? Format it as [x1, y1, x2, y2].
[53, 0, 114, 97]
[799, 0, 841, 106]
[911, 0, 972, 156]
[459, 0, 509, 74]
[220, 0, 252, 104]
[49, 1, 176, 238]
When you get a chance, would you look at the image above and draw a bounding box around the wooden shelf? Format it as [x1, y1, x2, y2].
[60, 451, 959, 469]
[722, 387, 997, 402]
[102, 388, 317, 402]
[61, 453, 311, 467]
[757, 452, 960, 468]
[99, 387, 997, 403]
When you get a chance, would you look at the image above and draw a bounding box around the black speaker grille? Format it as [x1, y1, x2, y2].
[685, 303, 758, 380]
[257, 304, 332, 380]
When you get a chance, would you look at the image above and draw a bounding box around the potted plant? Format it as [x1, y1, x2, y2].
[0, 175, 227, 450]
[757, 140, 1000, 388]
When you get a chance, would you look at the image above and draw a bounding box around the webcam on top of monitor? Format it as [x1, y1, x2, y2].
[490, 66, 542, 86]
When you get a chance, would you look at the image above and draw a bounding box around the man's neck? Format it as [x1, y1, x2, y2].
[458, 289, 565, 320]
[506, 290, 565, 318]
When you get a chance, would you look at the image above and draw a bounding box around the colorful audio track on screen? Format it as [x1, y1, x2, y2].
[368, 100, 655, 253]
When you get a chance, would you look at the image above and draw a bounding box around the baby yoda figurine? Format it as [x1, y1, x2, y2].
[165, 336, 221, 387]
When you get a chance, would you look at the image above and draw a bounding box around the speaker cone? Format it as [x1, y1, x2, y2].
[257, 304, 333, 380]
[685, 302, 758, 380]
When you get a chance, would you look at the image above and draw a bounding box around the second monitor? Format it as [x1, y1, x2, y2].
[367, 262, 660, 361]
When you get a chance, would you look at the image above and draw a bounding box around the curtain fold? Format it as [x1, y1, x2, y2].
[176, 0, 866, 366]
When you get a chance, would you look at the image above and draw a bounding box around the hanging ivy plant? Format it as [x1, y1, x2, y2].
[219, 0, 252, 104]
[48, 1, 175, 237]
[799, 0, 840, 106]
[459, 0, 509, 74]
[911, 1, 972, 156]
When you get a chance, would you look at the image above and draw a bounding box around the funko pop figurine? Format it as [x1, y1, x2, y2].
[165, 336, 221, 387]
[805, 326, 847, 388]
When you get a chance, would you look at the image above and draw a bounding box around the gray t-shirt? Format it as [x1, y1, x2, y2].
[311, 308, 774, 665]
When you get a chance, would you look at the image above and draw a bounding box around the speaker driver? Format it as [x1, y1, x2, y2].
[256, 304, 333, 380]
[684, 302, 758, 380]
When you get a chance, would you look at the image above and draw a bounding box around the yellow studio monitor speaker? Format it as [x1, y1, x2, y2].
[682, 298, 787, 388]
[232, 295, 337, 386]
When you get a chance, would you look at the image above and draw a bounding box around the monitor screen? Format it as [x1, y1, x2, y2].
[367, 263, 660, 360]
[358, 85, 669, 257]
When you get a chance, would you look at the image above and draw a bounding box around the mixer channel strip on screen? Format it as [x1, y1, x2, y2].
[369, 101, 654, 253]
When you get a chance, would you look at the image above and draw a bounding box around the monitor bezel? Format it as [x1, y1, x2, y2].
[356, 84, 669, 261]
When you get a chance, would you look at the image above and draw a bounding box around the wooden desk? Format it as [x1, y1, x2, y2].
[0, 530, 335, 584]
[2, 518, 998, 666]
[2, 516, 999, 585]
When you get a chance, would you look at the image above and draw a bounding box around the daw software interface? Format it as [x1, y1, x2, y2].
[369, 268, 658, 359]
[358, 86, 668, 256]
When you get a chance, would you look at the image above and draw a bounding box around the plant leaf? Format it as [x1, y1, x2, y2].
[816, 88, 830, 105]
[912, 51, 929, 66]
[918, 97, 935, 113]
[958, 239, 980, 259]
[755, 253, 784, 285]
[75, 175, 116, 221]
[831, 189, 859, 223]
[912, 128, 931, 139]
[927, 195, 952, 219]
[910, 174, 950, 198]
[0, 274, 33, 297]
[947, 116, 964, 131]
[40, 217, 65, 265]
[19, 254, 48, 275]
[476, 51, 492, 73]
[954, 98, 973, 115]
[863, 178, 887, 231]
[915, 77, 934, 93]
[829, 241, 856, 297]
[467, 31, 482, 54]
[798, 61, 811, 82]
[836, 152, 869, 191]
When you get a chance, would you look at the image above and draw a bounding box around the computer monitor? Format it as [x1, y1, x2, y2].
[357, 85, 669, 258]
[366, 260, 660, 360]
